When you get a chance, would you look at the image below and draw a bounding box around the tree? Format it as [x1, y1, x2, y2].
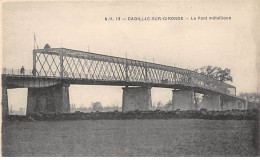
[70, 104, 76, 113]
[239, 92, 260, 103]
[194, 66, 233, 82]
[194, 93, 203, 110]
[44, 43, 51, 49]
[216, 68, 233, 82]
[91, 102, 103, 112]
[194, 66, 219, 78]
[164, 100, 173, 111]
[156, 101, 164, 109]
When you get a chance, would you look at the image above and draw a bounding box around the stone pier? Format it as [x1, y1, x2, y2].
[2, 86, 9, 121]
[242, 100, 248, 110]
[172, 89, 195, 110]
[27, 83, 70, 114]
[122, 86, 152, 112]
[222, 99, 248, 110]
[202, 94, 221, 111]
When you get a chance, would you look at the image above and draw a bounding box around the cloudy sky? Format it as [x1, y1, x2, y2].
[2, 0, 259, 110]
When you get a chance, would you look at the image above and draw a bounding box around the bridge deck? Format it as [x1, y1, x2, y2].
[2, 74, 243, 101]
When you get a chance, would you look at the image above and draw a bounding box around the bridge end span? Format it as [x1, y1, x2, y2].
[221, 98, 248, 110]
[2, 86, 9, 121]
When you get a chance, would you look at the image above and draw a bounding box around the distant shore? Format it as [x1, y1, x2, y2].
[5, 108, 259, 122]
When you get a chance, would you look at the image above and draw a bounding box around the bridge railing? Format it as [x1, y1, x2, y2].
[2, 68, 33, 76]
[2, 68, 64, 77]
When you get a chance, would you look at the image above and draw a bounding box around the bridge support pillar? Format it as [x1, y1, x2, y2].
[222, 99, 241, 110]
[122, 86, 151, 112]
[2, 86, 9, 121]
[202, 94, 221, 111]
[27, 83, 70, 114]
[172, 89, 195, 110]
[242, 100, 248, 110]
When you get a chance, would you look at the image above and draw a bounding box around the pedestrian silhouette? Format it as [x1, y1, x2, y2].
[20, 66, 25, 75]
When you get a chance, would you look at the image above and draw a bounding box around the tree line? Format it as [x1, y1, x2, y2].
[194, 66, 232, 82]
[194, 65, 259, 103]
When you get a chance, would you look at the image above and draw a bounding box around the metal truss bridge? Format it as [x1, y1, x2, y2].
[3, 48, 236, 96]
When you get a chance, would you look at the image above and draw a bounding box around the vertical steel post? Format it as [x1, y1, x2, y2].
[33, 50, 36, 76]
[125, 59, 129, 81]
[60, 49, 64, 77]
[145, 62, 148, 82]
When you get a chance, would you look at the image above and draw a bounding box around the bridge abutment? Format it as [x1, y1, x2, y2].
[221, 99, 248, 110]
[202, 94, 221, 111]
[122, 86, 152, 112]
[222, 99, 238, 110]
[172, 89, 195, 110]
[2, 86, 9, 120]
[27, 83, 70, 114]
[242, 100, 248, 110]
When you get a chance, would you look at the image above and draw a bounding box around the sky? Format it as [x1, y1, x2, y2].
[2, 0, 259, 110]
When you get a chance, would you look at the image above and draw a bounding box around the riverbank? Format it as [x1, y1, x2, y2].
[2, 119, 258, 156]
[6, 108, 259, 122]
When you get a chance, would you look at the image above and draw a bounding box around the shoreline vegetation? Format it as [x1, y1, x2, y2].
[6, 108, 259, 122]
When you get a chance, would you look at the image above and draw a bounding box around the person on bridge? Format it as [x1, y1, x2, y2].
[32, 68, 36, 76]
[20, 66, 25, 75]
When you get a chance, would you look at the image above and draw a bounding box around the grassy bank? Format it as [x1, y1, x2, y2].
[6, 108, 259, 122]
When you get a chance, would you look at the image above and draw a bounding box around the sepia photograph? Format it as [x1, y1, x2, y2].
[1, 0, 260, 157]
